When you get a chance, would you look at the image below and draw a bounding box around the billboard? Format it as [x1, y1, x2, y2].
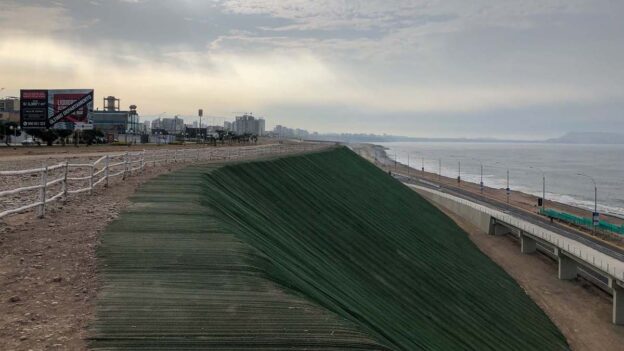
[20, 90, 48, 128]
[20, 89, 94, 129]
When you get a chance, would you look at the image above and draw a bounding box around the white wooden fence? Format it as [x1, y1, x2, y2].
[0, 143, 325, 220]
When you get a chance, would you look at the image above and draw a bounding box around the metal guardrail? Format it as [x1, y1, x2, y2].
[0, 143, 324, 220]
[409, 184, 624, 282]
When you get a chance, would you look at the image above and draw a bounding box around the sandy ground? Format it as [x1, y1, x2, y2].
[0, 164, 187, 351]
[0, 138, 281, 163]
[437, 205, 624, 351]
[351, 143, 624, 248]
[0, 143, 328, 350]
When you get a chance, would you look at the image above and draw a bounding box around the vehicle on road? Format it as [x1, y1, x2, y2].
[21, 138, 41, 146]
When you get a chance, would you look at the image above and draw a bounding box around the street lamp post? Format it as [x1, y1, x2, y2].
[529, 166, 546, 210]
[457, 160, 461, 185]
[394, 152, 397, 171]
[578, 173, 599, 233]
[480, 164, 484, 194]
[506, 169, 510, 204]
[407, 153, 410, 178]
[438, 159, 442, 181]
[421, 157, 424, 172]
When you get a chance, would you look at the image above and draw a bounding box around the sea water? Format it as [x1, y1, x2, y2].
[379, 142, 624, 217]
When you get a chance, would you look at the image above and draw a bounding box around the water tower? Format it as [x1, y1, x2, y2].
[104, 96, 120, 111]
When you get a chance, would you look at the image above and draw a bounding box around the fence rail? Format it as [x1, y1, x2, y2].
[0, 142, 325, 220]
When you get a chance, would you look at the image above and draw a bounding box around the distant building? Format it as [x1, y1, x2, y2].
[232, 114, 265, 136]
[92, 98, 141, 136]
[0, 97, 20, 123]
[192, 121, 198, 128]
[258, 118, 266, 136]
[223, 121, 232, 131]
[0, 97, 19, 112]
[273, 124, 309, 139]
[161, 117, 185, 134]
[151, 118, 162, 130]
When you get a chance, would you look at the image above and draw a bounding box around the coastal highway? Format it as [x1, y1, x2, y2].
[393, 172, 624, 263]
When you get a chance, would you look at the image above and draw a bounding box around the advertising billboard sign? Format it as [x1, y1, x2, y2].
[20, 90, 48, 129]
[20, 89, 94, 129]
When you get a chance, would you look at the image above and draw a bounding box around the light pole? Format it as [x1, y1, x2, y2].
[457, 160, 461, 185]
[506, 169, 510, 204]
[480, 164, 484, 194]
[529, 166, 546, 210]
[394, 152, 397, 171]
[421, 157, 424, 173]
[578, 173, 599, 232]
[438, 159, 442, 181]
[407, 153, 410, 178]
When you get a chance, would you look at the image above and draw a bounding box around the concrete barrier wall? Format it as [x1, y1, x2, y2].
[409, 184, 624, 283]
[414, 187, 492, 234]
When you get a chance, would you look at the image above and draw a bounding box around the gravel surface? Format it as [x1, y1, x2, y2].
[0, 164, 187, 351]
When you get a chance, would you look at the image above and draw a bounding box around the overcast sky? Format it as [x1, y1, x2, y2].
[1, 0, 623, 138]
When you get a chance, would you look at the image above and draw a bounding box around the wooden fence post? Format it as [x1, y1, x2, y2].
[104, 155, 110, 188]
[123, 152, 129, 179]
[89, 162, 95, 195]
[37, 163, 48, 218]
[62, 161, 69, 202]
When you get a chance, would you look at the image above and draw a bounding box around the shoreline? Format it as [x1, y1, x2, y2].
[353, 143, 624, 248]
[352, 142, 624, 350]
[374, 142, 624, 219]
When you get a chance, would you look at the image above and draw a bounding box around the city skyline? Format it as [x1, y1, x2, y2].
[1, 1, 623, 139]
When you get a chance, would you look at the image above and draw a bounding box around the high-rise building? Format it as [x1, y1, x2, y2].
[258, 118, 265, 136]
[0, 97, 20, 123]
[232, 114, 265, 136]
[161, 117, 185, 134]
[151, 118, 162, 130]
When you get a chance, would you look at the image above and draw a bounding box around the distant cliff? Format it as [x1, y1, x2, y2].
[546, 132, 624, 144]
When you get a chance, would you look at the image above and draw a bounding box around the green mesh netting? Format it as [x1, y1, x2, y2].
[90, 148, 569, 350]
[541, 208, 624, 235]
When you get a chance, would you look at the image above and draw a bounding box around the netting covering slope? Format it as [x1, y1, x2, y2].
[91, 148, 569, 350]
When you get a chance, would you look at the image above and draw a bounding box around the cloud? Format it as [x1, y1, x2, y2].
[0, 2, 72, 35]
[220, 0, 595, 32]
[0, 0, 623, 137]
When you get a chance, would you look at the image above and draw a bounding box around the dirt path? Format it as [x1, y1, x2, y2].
[436, 205, 624, 351]
[0, 164, 186, 351]
[0, 138, 280, 161]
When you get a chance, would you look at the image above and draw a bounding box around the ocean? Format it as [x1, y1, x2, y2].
[379, 142, 624, 218]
